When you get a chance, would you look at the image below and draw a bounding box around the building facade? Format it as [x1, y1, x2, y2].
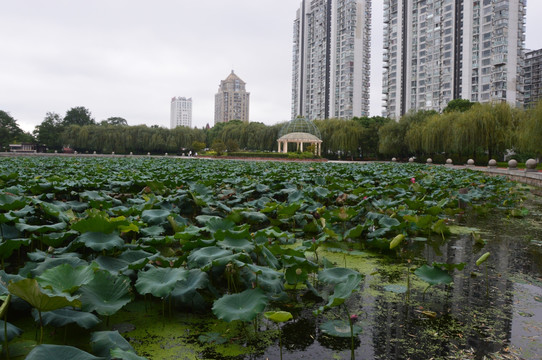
[214, 71, 250, 124]
[170, 97, 192, 129]
[383, 0, 526, 119]
[524, 48, 542, 108]
[292, 0, 372, 120]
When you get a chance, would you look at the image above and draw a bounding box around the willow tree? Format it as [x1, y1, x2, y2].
[517, 101, 542, 158]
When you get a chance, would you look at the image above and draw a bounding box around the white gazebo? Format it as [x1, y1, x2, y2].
[277, 117, 322, 156]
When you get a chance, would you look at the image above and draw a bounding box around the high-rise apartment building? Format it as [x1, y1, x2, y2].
[170, 97, 192, 129]
[214, 71, 250, 124]
[382, 0, 526, 119]
[292, 0, 372, 120]
[524, 48, 542, 108]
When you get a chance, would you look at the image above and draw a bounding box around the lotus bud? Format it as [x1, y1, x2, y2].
[295, 268, 302, 275]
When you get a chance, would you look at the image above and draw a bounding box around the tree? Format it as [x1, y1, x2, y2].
[211, 139, 226, 156]
[192, 141, 206, 153]
[63, 107, 95, 126]
[34, 112, 64, 150]
[0, 110, 25, 151]
[225, 139, 239, 152]
[443, 99, 475, 113]
[100, 117, 128, 126]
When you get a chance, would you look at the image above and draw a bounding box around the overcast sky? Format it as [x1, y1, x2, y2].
[1, 1, 541, 133]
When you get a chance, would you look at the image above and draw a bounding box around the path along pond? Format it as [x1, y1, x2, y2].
[0, 157, 540, 360]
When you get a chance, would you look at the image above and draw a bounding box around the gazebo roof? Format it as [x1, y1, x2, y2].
[278, 117, 321, 139]
[277, 132, 322, 142]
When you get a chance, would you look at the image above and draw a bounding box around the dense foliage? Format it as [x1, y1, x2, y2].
[0, 157, 524, 358]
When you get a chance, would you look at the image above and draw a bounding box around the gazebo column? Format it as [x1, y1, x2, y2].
[318, 143, 321, 156]
[300, 142, 304, 152]
[283, 141, 288, 153]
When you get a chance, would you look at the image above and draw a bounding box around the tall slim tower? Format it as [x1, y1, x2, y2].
[524, 48, 542, 108]
[214, 71, 250, 125]
[292, 0, 372, 120]
[383, 0, 526, 119]
[170, 97, 192, 129]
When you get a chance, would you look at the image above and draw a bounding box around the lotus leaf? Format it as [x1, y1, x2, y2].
[236, 262, 284, 294]
[0, 320, 23, 342]
[186, 246, 233, 269]
[240, 211, 269, 224]
[315, 273, 362, 315]
[37, 264, 96, 295]
[135, 267, 188, 298]
[8, 278, 81, 312]
[318, 268, 360, 285]
[212, 288, 268, 322]
[0, 238, 31, 260]
[264, 311, 292, 323]
[33, 308, 100, 329]
[79, 271, 131, 316]
[90, 330, 135, 358]
[320, 320, 362, 338]
[25, 344, 104, 360]
[197, 332, 228, 345]
[414, 265, 453, 286]
[74, 232, 124, 252]
[215, 229, 254, 252]
[0, 194, 26, 211]
[170, 269, 209, 309]
[141, 209, 171, 225]
[110, 348, 148, 360]
[15, 222, 67, 234]
[30, 256, 88, 277]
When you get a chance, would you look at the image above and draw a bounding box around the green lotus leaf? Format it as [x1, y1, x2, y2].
[320, 320, 362, 338]
[318, 268, 360, 285]
[0, 238, 31, 260]
[414, 265, 453, 286]
[0, 194, 26, 211]
[236, 262, 284, 294]
[110, 348, 147, 360]
[277, 203, 301, 217]
[120, 249, 157, 270]
[31, 256, 88, 277]
[313, 187, 330, 198]
[141, 209, 171, 226]
[205, 217, 235, 233]
[215, 229, 254, 252]
[37, 264, 96, 295]
[79, 271, 131, 316]
[264, 311, 292, 323]
[40, 230, 78, 248]
[240, 211, 269, 224]
[212, 288, 268, 322]
[39, 202, 73, 223]
[186, 246, 233, 269]
[33, 308, 100, 329]
[74, 232, 124, 252]
[72, 211, 129, 234]
[140, 225, 165, 237]
[0, 320, 23, 342]
[344, 224, 366, 239]
[135, 267, 188, 298]
[170, 269, 209, 309]
[315, 273, 362, 315]
[174, 225, 203, 241]
[383, 284, 407, 294]
[25, 344, 104, 360]
[90, 330, 135, 358]
[15, 222, 67, 234]
[259, 245, 281, 270]
[8, 278, 81, 312]
[379, 216, 401, 228]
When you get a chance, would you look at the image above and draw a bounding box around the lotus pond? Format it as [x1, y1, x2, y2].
[0, 157, 541, 360]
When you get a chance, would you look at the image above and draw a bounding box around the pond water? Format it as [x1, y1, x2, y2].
[121, 190, 542, 360]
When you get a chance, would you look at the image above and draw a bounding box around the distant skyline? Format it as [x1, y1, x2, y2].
[1, 1, 542, 133]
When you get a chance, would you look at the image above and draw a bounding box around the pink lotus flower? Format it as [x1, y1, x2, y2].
[363, 196, 368, 200]
[350, 314, 359, 321]
[410, 177, 416, 184]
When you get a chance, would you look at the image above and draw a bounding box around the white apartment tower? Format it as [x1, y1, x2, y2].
[170, 97, 192, 129]
[292, 0, 372, 120]
[382, 0, 526, 119]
